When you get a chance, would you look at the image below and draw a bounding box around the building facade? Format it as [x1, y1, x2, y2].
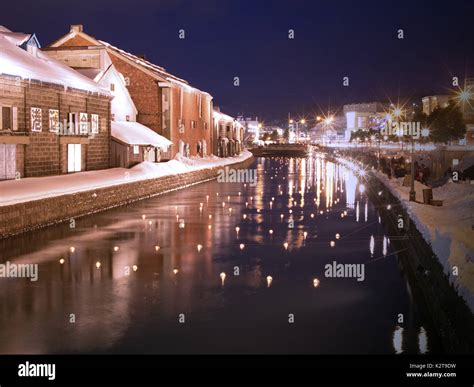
[0, 26, 111, 180]
[46, 25, 213, 158]
[212, 108, 243, 157]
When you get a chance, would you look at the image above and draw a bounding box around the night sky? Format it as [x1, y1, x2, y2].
[2, 0, 474, 122]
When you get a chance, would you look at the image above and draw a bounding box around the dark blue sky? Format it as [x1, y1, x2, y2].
[2, 0, 474, 122]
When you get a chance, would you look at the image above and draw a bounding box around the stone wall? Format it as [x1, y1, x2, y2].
[0, 156, 254, 238]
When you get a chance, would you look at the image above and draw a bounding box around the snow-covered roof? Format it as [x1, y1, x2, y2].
[213, 109, 234, 122]
[0, 28, 109, 95]
[111, 121, 173, 149]
[98, 39, 211, 96]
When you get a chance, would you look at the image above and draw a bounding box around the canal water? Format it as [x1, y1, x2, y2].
[0, 155, 440, 354]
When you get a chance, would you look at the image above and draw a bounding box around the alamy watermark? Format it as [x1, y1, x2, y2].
[381, 121, 429, 139]
[324, 260, 365, 282]
[217, 167, 257, 186]
[0, 261, 38, 281]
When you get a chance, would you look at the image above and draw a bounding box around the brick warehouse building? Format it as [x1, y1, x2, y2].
[46, 25, 213, 158]
[0, 26, 111, 180]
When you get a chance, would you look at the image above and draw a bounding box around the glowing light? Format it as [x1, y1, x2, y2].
[330, 241, 335, 247]
[303, 231, 308, 240]
[142, 214, 146, 220]
[96, 261, 101, 269]
[310, 213, 315, 218]
[393, 326, 404, 354]
[208, 224, 212, 230]
[418, 327, 428, 354]
[370, 235, 375, 257]
[70, 247, 75, 253]
[280, 214, 284, 220]
[132, 265, 138, 272]
[266, 275, 273, 287]
[387, 204, 392, 210]
[269, 229, 274, 235]
[243, 214, 247, 220]
[335, 233, 340, 239]
[59, 258, 65, 264]
[222, 202, 226, 207]
[155, 245, 160, 251]
[283, 242, 289, 250]
[114, 246, 119, 252]
[197, 244, 203, 252]
[173, 268, 179, 275]
[239, 243, 245, 250]
[220, 272, 226, 286]
[359, 184, 365, 194]
[313, 278, 320, 288]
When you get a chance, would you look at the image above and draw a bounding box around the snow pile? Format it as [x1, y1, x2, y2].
[373, 170, 474, 312]
[111, 121, 173, 149]
[0, 27, 108, 95]
[0, 150, 253, 206]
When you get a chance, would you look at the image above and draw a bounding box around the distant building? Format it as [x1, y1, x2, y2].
[213, 108, 243, 157]
[343, 102, 386, 141]
[0, 26, 111, 180]
[422, 95, 450, 115]
[236, 116, 260, 141]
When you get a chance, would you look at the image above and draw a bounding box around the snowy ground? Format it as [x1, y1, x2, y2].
[0, 150, 253, 207]
[335, 156, 474, 312]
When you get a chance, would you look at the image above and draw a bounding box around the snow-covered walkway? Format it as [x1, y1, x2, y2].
[0, 151, 253, 207]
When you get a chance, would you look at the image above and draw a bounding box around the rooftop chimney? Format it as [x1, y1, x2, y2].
[70, 25, 83, 33]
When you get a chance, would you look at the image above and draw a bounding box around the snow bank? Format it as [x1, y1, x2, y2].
[0, 150, 253, 207]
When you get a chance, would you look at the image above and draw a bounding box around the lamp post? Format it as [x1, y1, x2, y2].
[409, 136, 416, 201]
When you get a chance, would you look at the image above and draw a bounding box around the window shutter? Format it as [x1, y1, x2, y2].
[12, 107, 18, 131]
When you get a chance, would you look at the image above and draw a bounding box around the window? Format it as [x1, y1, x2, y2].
[198, 94, 202, 118]
[204, 122, 208, 130]
[67, 144, 81, 173]
[111, 113, 115, 121]
[133, 145, 140, 155]
[30, 107, 42, 132]
[79, 112, 89, 134]
[91, 114, 99, 134]
[0, 106, 17, 130]
[126, 115, 130, 122]
[191, 120, 196, 129]
[110, 83, 115, 91]
[49, 109, 60, 132]
[68, 112, 79, 134]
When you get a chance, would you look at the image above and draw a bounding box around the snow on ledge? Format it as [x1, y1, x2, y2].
[0, 150, 253, 207]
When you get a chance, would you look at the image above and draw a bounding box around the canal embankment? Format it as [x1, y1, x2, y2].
[0, 151, 254, 238]
[327, 151, 474, 353]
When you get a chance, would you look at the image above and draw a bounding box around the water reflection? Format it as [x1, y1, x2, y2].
[0, 155, 438, 354]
